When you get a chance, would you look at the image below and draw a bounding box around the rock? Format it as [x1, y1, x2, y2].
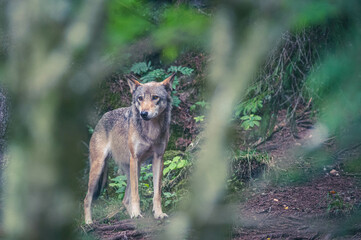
[329, 169, 339, 176]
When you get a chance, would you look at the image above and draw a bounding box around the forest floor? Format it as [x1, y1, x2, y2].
[234, 121, 361, 240]
[83, 117, 361, 240]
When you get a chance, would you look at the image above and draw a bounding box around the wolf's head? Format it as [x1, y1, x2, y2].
[127, 74, 175, 121]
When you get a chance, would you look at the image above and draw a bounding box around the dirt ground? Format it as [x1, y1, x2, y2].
[234, 121, 361, 240]
[234, 174, 361, 239]
[84, 122, 361, 240]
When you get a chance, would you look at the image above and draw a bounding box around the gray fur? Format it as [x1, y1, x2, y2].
[84, 75, 175, 224]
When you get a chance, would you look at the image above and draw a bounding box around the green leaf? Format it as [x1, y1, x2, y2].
[254, 115, 262, 121]
[130, 61, 152, 74]
[169, 162, 177, 170]
[194, 115, 205, 122]
[165, 200, 172, 206]
[177, 160, 186, 168]
[163, 168, 170, 175]
[163, 192, 171, 197]
[152, 6, 209, 61]
[168, 66, 194, 76]
[195, 100, 209, 108]
[141, 69, 166, 83]
[172, 95, 181, 107]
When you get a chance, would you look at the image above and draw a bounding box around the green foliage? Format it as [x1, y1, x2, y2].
[234, 148, 270, 164]
[194, 115, 204, 123]
[109, 175, 127, 200]
[190, 100, 210, 111]
[235, 96, 263, 116]
[167, 66, 194, 76]
[130, 61, 152, 75]
[138, 164, 154, 210]
[240, 114, 261, 130]
[228, 149, 270, 191]
[288, 1, 339, 30]
[162, 155, 190, 208]
[190, 100, 209, 123]
[152, 5, 210, 61]
[163, 192, 178, 207]
[141, 69, 166, 83]
[343, 157, 361, 174]
[163, 156, 189, 176]
[108, 164, 153, 211]
[108, 155, 190, 212]
[106, 0, 209, 60]
[235, 88, 267, 131]
[106, 0, 154, 51]
[171, 94, 181, 107]
[326, 191, 353, 215]
[87, 125, 94, 134]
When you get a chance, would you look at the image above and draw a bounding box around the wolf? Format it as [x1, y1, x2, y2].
[84, 73, 175, 224]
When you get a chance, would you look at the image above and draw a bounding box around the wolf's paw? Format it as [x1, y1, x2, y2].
[85, 218, 93, 225]
[154, 212, 168, 220]
[130, 207, 143, 219]
[130, 212, 144, 219]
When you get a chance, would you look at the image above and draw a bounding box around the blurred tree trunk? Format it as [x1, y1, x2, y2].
[162, 2, 287, 239]
[0, 87, 7, 170]
[0, 86, 8, 217]
[3, 0, 105, 239]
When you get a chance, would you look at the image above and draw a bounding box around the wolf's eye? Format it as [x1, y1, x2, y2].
[152, 96, 159, 100]
[138, 96, 143, 101]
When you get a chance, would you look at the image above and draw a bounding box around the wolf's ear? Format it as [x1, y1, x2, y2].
[126, 75, 142, 93]
[161, 73, 176, 93]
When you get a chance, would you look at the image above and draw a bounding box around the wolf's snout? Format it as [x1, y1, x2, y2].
[140, 111, 149, 120]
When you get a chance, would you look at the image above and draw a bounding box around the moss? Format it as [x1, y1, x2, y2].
[167, 124, 185, 150]
[163, 150, 183, 161]
[343, 157, 361, 174]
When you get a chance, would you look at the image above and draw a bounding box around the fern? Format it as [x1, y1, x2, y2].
[141, 69, 166, 83]
[240, 114, 262, 130]
[130, 61, 152, 75]
[235, 96, 263, 117]
[167, 66, 193, 76]
[172, 94, 181, 107]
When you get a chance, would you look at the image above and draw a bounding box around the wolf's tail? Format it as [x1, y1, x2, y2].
[93, 160, 108, 200]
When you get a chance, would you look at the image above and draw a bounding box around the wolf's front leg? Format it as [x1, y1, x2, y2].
[152, 154, 168, 219]
[129, 155, 143, 218]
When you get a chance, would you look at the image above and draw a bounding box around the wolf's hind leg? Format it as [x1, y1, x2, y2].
[84, 137, 109, 224]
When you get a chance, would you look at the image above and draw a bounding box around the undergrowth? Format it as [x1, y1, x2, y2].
[228, 149, 270, 193]
[106, 152, 190, 214]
